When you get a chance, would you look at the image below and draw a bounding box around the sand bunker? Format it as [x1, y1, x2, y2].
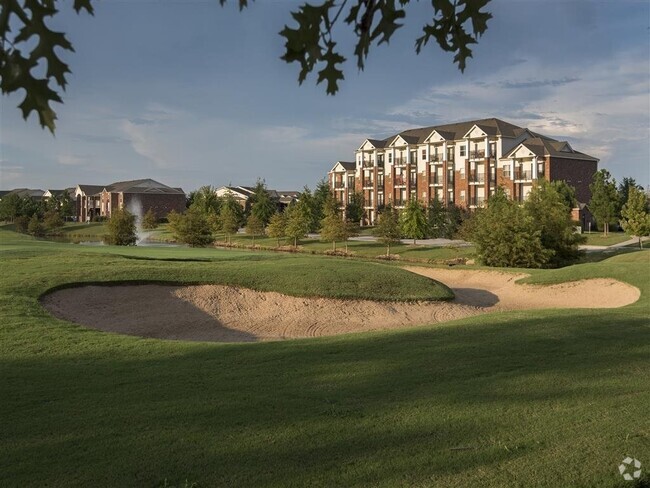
[41, 269, 639, 342]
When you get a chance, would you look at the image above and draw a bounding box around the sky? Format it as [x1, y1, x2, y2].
[1, 0, 649, 193]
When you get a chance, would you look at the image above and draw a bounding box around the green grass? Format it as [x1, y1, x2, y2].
[1, 227, 648, 487]
[583, 232, 631, 246]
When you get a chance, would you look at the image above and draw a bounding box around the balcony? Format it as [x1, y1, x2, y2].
[514, 169, 532, 181]
[409, 178, 418, 187]
[447, 175, 454, 185]
[430, 154, 442, 163]
[469, 172, 486, 184]
[363, 179, 373, 188]
[469, 150, 486, 160]
[429, 174, 442, 186]
[362, 160, 374, 168]
[394, 176, 406, 186]
[394, 200, 406, 207]
[333, 181, 345, 189]
[394, 158, 407, 167]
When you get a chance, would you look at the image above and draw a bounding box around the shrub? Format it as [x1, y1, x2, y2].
[142, 208, 158, 230]
[14, 215, 29, 233]
[43, 210, 64, 233]
[170, 208, 213, 247]
[27, 214, 46, 237]
[105, 209, 137, 246]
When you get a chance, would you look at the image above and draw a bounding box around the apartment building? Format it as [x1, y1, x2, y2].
[329, 118, 598, 225]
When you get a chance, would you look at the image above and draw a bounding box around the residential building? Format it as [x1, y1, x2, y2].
[0, 188, 46, 201]
[215, 186, 301, 211]
[328, 118, 598, 225]
[76, 179, 186, 222]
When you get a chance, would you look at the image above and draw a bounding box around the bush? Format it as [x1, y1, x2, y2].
[27, 214, 46, 237]
[169, 208, 214, 247]
[43, 210, 64, 233]
[105, 209, 137, 246]
[142, 208, 158, 230]
[14, 216, 29, 233]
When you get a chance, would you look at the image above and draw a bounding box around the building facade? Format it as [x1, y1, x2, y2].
[328, 118, 598, 225]
[76, 179, 186, 222]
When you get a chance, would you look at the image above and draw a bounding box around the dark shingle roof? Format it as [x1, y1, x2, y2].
[106, 178, 185, 195]
[77, 184, 105, 196]
[510, 138, 599, 161]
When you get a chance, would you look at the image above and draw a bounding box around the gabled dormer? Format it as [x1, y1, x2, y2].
[329, 161, 356, 173]
[462, 123, 497, 140]
[424, 129, 450, 144]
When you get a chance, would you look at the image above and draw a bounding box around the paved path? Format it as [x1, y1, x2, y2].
[580, 236, 648, 252]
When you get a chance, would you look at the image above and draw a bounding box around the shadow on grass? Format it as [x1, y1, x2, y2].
[1, 311, 648, 487]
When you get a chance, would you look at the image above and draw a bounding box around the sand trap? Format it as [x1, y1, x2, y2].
[41, 269, 639, 343]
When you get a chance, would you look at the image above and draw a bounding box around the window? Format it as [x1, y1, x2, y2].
[421, 149, 426, 160]
[410, 150, 417, 163]
[460, 190, 466, 202]
[460, 146, 466, 157]
[388, 153, 392, 163]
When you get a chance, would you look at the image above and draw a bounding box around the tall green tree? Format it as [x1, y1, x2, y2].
[267, 211, 287, 247]
[312, 178, 332, 227]
[190, 186, 221, 217]
[2, 1, 492, 132]
[468, 188, 551, 268]
[373, 206, 402, 256]
[618, 177, 643, 213]
[105, 208, 137, 246]
[345, 191, 364, 224]
[589, 170, 619, 236]
[524, 181, 584, 267]
[249, 180, 278, 226]
[141, 208, 158, 230]
[285, 203, 311, 247]
[400, 199, 429, 244]
[551, 180, 578, 209]
[43, 209, 64, 233]
[0, 194, 22, 222]
[620, 186, 650, 249]
[427, 199, 446, 238]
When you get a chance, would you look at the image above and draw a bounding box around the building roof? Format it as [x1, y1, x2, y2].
[105, 178, 185, 195]
[507, 138, 599, 161]
[4, 188, 45, 199]
[77, 184, 105, 196]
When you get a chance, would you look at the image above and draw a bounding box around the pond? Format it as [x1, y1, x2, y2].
[40, 236, 184, 247]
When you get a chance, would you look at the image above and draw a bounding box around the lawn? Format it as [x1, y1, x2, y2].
[1, 227, 648, 487]
[583, 232, 631, 246]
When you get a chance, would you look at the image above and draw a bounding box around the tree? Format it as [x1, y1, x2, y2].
[319, 200, 347, 251]
[245, 213, 265, 246]
[105, 208, 137, 246]
[169, 208, 214, 247]
[141, 208, 158, 230]
[312, 178, 332, 227]
[467, 188, 551, 268]
[190, 186, 221, 216]
[551, 180, 577, 209]
[14, 215, 29, 233]
[400, 198, 429, 244]
[267, 211, 287, 246]
[345, 191, 364, 224]
[27, 214, 45, 237]
[219, 203, 240, 244]
[2, 1, 492, 132]
[373, 206, 401, 256]
[427, 199, 446, 238]
[249, 180, 277, 226]
[618, 177, 643, 213]
[620, 186, 650, 249]
[43, 209, 64, 233]
[0, 194, 23, 221]
[589, 170, 620, 236]
[285, 203, 310, 247]
[524, 181, 584, 267]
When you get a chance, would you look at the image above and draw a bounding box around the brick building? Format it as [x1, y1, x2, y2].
[328, 118, 598, 225]
[76, 179, 186, 222]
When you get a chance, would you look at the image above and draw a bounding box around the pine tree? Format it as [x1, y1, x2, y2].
[27, 214, 45, 237]
[249, 180, 278, 226]
[43, 209, 64, 233]
[620, 186, 650, 249]
[219, 203, 240, 244]
[170, 208, 213, 247]
[320, 198, 347, 251]
[345, 191, 365, 223]
[267, 211, 287, 247]
[400, 198, 429, 244]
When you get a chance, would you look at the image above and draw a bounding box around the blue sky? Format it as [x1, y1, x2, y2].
[1, 0, 649, 193]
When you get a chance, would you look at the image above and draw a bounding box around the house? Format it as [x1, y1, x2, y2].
[0, 188, 46, 201]
[328, 117, 599, 225]
[76, 179, 186, 222]
[215, 186, 301, 211]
